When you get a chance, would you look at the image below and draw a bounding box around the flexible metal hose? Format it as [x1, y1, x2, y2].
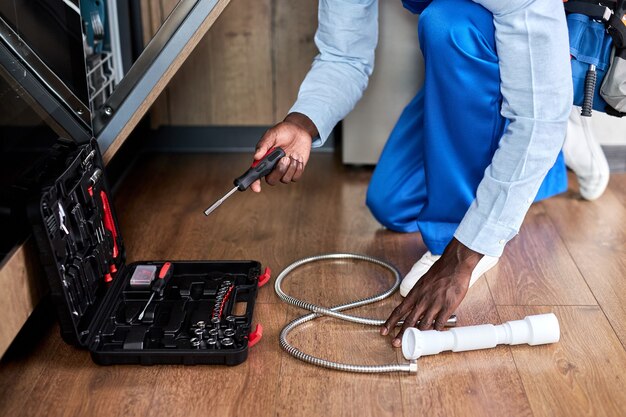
[274, 253, 456, 374]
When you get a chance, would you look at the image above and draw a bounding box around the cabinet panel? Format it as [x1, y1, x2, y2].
[167, 0, 273, 125]
[145, 0, 318, 127]
[273, 0, 319, 121]
[342, 2, 422, 164]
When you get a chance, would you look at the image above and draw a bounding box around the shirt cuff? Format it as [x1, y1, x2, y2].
[289, 101, 336, 148]
[454, 205, 518, 257]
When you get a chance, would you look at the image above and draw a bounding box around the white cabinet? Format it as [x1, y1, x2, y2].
[342, 1, 423, 165]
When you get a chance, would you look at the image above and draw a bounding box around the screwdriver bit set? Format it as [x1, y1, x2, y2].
[28, 140, 265, 365]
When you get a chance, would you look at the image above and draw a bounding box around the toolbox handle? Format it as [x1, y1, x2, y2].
[248, 324, 263, 348]
[258, 267, 271, 288]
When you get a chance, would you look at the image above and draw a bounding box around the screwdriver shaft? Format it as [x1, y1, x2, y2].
[204, 186, 238, 216]
[137, 292, 156, 321]
[203, 148, 285, 217]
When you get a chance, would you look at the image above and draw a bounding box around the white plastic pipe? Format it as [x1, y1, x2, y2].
[402, 313, 560, 360]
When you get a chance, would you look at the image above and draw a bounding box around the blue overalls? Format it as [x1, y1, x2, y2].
[366, 0, 567, 255]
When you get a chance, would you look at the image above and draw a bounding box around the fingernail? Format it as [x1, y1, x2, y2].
[392, 338, 401, 347]
[380, 327, 388, 336]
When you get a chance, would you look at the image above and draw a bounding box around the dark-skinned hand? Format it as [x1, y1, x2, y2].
[381, 238, 483, 347]
[250, 112, 317, 192]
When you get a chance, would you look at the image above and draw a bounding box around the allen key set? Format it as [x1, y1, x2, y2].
[28, 140, 265, 365]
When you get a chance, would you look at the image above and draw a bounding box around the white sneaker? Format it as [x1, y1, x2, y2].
[563, 108, 610, 201]
[399, 252, 440, 297]
[399, 252, 499, 297]
[469, 255, 499, 287]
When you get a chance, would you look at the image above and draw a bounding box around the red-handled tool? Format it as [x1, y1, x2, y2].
[100, 190, 119, 259]
[203, 147, 286, 216]
[137, 262, 173, 321]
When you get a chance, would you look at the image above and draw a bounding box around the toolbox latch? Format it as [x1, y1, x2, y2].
[248, 324, 263, 347]
[258, 267, 271, 288]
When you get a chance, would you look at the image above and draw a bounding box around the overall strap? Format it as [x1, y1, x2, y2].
[565, 0, 626, 48]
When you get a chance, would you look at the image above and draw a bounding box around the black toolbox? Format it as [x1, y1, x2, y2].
[27, 139, 267, 365]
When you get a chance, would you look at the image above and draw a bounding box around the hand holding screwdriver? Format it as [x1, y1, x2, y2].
[203, 113, 316, 215]
[250, 112, 316, 193]
[204, 147, 286, 216]
[137, 262, 173, 321]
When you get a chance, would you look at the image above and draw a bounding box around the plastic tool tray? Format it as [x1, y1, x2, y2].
[28, 139, 266, 365]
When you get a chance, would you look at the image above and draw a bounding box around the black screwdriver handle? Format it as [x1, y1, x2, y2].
[234, 147, 286, 191]
[152, 262, 173, 296]
[581, 64, 596, 117]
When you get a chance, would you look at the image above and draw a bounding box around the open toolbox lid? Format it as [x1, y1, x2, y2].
[27, 139, 125, 347]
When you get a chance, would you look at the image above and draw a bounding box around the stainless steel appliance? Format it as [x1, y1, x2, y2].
[0, 0, 228, 260]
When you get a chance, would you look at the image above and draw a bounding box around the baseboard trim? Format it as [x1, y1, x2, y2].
[144, 126, 335, 153]
[136, 126, 622, 170]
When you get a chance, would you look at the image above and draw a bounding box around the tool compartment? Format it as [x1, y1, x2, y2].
[90, 260, 261, 365]
[28, 139, 263, 365]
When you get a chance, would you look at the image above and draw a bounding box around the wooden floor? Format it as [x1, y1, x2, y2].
[1, 153, 625, 417]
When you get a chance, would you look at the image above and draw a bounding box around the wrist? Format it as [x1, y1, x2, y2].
[442, 238, 483, 272]
[284, 112, 318, 140]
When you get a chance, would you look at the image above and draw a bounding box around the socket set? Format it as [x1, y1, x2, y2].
[28, 140, 266, 365]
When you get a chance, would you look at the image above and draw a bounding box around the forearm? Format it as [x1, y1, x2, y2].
[455, 0, 573, 256]
[289, 0, 378, 147]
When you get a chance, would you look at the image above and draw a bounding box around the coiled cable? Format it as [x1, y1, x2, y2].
[274, 253, 456, 374]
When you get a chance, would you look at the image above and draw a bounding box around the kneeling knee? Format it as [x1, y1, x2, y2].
[419, 0, 494, 52]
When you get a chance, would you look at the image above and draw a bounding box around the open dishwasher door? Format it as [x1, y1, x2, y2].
[92, 0, 231, 163]
[0, 0, 231, 162]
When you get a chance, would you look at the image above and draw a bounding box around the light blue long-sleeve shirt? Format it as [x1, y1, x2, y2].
[289, 0, 573, 257]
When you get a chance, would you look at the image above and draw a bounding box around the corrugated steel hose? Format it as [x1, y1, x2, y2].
[274, 253, 457, 374]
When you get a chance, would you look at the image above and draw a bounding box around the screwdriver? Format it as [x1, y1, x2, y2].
[204, 147, 286, 216]
[137, 262, 173, 321]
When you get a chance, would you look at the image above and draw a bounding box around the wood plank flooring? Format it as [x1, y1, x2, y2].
[1, 153, 625, 417]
